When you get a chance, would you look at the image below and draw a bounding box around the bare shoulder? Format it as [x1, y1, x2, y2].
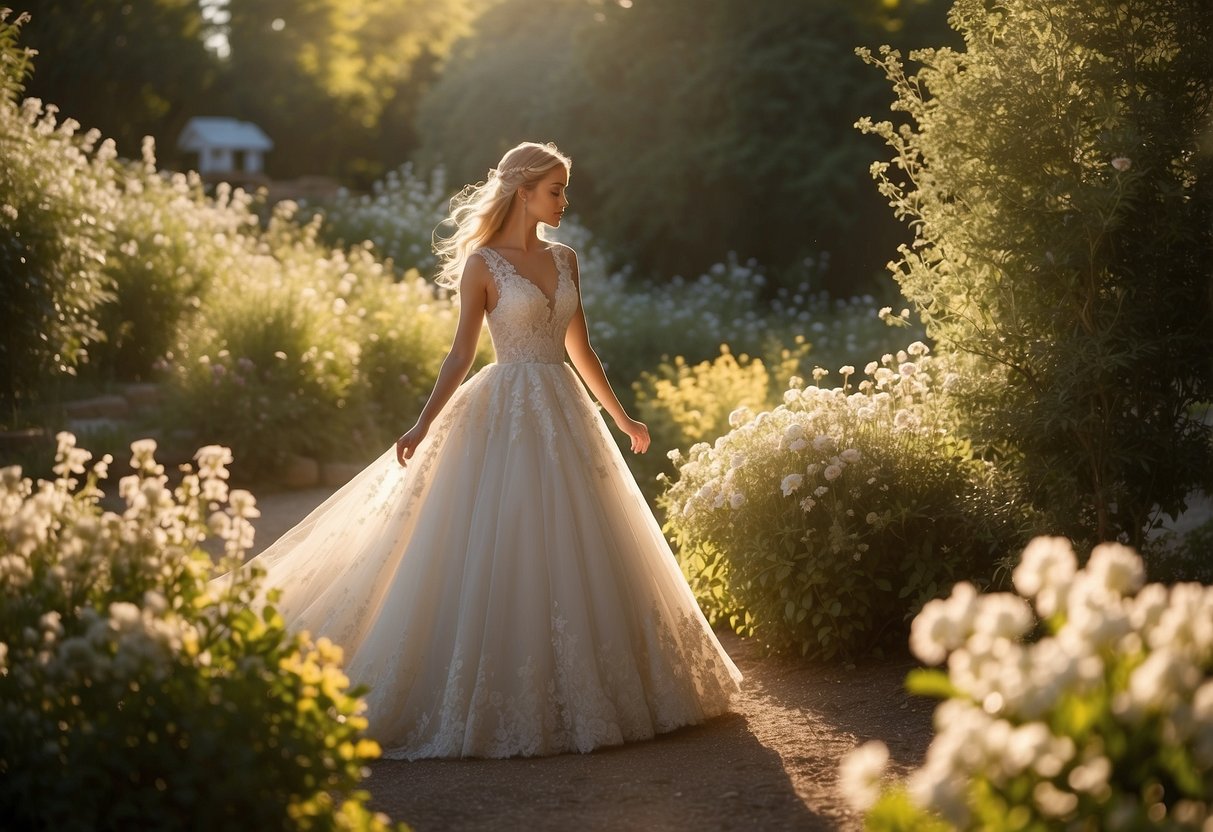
[458, 251, 492, 299]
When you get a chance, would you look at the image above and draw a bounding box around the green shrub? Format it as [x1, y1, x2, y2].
[313, 163, 451, 274]
[0, 11, 113, 413]
[856, 0, 1213, 545]
[164, 202, 485, 473]
[0, 434, 400, 831]
[662, 344, 1030, 659]
[89, 151, 255, 382]
[842, 536, 1213, 829]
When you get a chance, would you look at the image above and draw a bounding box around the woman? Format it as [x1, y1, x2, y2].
[244, 141, 741, 760]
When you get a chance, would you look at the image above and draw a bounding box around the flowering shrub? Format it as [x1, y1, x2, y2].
[306, 172, 916, 402]
[157, 189, 489, 473]
[842, 537, 1213, 830]
[314, 163, 452, 274]
[630, 343, 806, 506]
[661, 343, 1027, 659]
[0, 12, 113, 409]
[0, 434, 400, 830]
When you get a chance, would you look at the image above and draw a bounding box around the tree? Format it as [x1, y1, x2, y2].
[858, 0, 1213, 545]
[414, 0, 955, 287]
[221, 0, 473, 182]
[9, 0, 220, 162]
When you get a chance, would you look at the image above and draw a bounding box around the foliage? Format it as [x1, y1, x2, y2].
[297, 164, 917, 419]
[661, 343, 1029, 659]
[165, 201, 486, 473]
[10, 0, 219, 160]
[842, 536, 1213, 830]
[0, 12, 114, 414]
[221, 0, 471, 181]
[630, 344, 805, 506]
[0, 434, 401, 831]
[313, 163, 451, 274]
[856, 0, 1213, 545]
[414, 0, 956, 286]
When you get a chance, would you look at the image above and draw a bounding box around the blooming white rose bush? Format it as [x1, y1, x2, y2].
[843, 536, 1213, 830]
[661, 344, 1027, 658]
[0, 434, 400, 831]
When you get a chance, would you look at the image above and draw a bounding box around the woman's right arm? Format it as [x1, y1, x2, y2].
[396, 255, 491, 466]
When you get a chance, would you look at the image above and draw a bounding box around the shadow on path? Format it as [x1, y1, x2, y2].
[366, 710, 830, 831]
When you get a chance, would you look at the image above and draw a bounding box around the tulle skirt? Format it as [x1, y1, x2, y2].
[232, 361, 741, 760]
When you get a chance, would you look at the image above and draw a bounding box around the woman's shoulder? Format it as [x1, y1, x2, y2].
[546, 241, 579, 264]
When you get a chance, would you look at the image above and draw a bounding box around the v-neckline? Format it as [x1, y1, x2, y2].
[486, 246, 562, 314]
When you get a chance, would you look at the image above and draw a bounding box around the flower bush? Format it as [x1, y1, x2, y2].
[303, 168, 916, 404]
[0, 12, 113, 410]
[843, 536, 1213, 830]
[0, 434, 400, 831]
[661, 343, 1029, 659]
[313, 163, 452, 275]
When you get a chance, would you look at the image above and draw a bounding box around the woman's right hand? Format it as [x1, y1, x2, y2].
[396, 423, 429, 467]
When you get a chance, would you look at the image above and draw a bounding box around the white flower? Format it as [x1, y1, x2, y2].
[864, 361, 878, 375]
[1033, 781, 1078, 818]
[839, 365, 855, 377]
[799, 496, 816, 512]
[788, 438, 807, 453]
[812, 435, 833, 452]
[194, 446, 234, 480]
[866, 512, 879, 525]
[228, 489, 261, 520]
[1127, 648, 1201, 713]
[907, 341, 929, 356]
[909, 582, 978, 664]
[1110, 156, 1131, 172]
[838, 741, 889, 812]
[780, 474, 803, 496]
[729, 491, 745, 510]
[972, 593, 1034, 641]
[898, 362, 918, 377]
[730, 452, 747, 470]
[840, 448, 861, 464]
[666, 448, 683, 464]
[108, 601, 142, 631]
[728, 406, 753, 428]
[1084, 542, 1144, 597]
[1012, 536, 1077, 615]
[823, 464, 843, 482]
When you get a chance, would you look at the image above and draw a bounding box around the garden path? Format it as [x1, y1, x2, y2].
[250, 488, 935, 831]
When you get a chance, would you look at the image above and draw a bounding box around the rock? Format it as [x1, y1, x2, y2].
[277, 455, 320, 489]
[321, 461, 362, 488]
[66, 417, 126, 438]
[63, 394, 129, 420]
[121, 383, 161, 411]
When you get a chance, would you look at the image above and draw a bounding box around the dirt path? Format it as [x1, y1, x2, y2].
[249, 489, 935, 831]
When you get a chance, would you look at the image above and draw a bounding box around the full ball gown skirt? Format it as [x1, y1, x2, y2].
[232, 246, 742, 759]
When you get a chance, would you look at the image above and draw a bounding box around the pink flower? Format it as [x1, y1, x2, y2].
[1111, 157, 1131, 172]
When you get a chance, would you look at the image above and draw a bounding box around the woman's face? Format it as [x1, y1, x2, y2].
[523, 166, 569, 227]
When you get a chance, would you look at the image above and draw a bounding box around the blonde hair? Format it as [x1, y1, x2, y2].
[433, 141, 572, 289]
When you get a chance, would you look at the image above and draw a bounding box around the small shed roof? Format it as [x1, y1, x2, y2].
[177, 117, 273, 152]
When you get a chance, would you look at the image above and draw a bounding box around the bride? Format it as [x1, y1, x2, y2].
[238, 141, 742, 760]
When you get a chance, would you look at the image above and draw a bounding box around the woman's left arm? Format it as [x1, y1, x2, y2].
[562, 248, 650, 454]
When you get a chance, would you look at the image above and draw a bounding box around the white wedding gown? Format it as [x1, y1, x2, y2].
[234, 245, 742, 760]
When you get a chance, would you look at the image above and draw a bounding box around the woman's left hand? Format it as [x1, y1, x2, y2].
[616, 417, 651, 454]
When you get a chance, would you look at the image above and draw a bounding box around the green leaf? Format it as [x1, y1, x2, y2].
[905, 668, 956, 699]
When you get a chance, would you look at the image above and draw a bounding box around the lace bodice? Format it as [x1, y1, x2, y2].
[476, 246, 577, 364]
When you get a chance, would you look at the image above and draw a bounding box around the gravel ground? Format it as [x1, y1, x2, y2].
[247, 488, 936, 832]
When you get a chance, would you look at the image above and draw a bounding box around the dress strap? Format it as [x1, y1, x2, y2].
[549, 244, 570, 279]
[474, 247, 509, 289]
